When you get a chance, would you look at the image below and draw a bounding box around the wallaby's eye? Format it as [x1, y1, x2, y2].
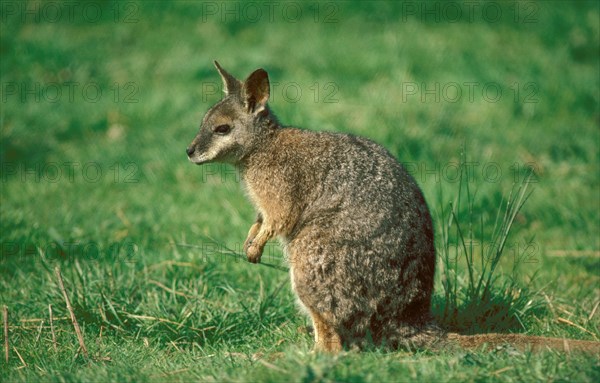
[214, 124, 231, 135]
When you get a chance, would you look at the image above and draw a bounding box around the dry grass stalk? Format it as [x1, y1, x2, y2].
[49, 304, 58, 352]
[13, 346, 27, 368]
[54, 266, 89, 359]
[3, 305, 8, 364]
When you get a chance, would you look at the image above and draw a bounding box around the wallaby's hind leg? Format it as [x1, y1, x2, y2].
[288, 240, 342, 352]
[310, 310, 342, 352]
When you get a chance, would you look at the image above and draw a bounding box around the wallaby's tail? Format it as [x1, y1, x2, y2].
[444, 333, 600, 354]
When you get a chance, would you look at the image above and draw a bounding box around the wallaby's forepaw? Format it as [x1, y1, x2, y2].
[245, 242, 263, 263]
[244, 222, 263, 263]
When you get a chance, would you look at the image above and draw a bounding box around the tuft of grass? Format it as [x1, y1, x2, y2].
[434, 147, 545, 333]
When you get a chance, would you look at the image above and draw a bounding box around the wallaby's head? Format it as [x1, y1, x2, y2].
[186, 61, 276, 166]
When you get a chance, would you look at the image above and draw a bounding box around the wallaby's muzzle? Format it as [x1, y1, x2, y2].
[186, 133, 213, 165]
[186, 144, 207, 165]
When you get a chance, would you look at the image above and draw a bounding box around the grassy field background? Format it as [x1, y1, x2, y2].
[1, 0, 599, 381]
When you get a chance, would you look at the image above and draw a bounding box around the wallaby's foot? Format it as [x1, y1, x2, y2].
[310, 310, 342, 353]
[315, 336, 343, 353]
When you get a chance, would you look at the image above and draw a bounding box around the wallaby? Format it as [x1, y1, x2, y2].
[186, 62, 599, 354]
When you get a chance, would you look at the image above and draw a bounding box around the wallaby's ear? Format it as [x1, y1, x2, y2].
[242, 68, 270, 114]
[214, 60, 241, 95]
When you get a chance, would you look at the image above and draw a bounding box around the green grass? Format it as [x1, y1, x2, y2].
[1, 1, 599, 381]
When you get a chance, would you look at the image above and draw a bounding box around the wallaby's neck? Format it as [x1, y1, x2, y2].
[237, 132, 278, 175]
[238, 109, 282, 170]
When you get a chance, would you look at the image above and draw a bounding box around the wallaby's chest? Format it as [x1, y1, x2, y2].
[243, 177, 269, 218]
[241, 166, 301, 238]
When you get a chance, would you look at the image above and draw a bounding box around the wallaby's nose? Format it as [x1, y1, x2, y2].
[186, 146, 195, 157]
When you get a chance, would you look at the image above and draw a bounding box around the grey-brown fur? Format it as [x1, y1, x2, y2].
[186, 62, 599, 354]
